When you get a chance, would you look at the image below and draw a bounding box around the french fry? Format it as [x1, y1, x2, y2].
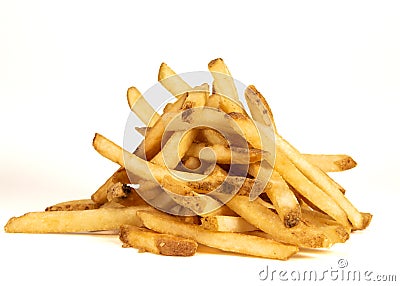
[4, 206, 152, 233]
[45, 199, 100, 211]
[302, 154, 357, 172]
[201, 215, 257, 232]
[208, 58, 241, 106]
[158, 62, 192, 97]
[183, 156, 201, 170]
[137, 210, 298, 260]
[120, 225, 198, 256]
[127, 86, 160, 127]
[91, 167, 130, 204]
[135, 93, 188, 160]
[186, 142, 265, 164]
[274, 151, 351, 227]
[227, 196, 339, 248]
[248, 166, 301, 228]
[276, 135, 365, 229]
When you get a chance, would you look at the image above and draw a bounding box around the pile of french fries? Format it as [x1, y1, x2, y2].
[4, 59, 372, 260]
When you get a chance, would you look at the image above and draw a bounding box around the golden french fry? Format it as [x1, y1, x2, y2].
[120, 225, 198, 256]
[127, 86, 160, 127]
[158, 62, 192, 97]
[201, 215, 257, 232]
[186, 142, 265, 164]
[4, 206, 152, 233]
[248, 166, 301, 228]
[208, 58, 240, 102]
[276, 135, 365, 229]
[302, 154, 357, 172]
[137, 210, 298, 260]
[226, 196, 340, 248]
[91, 167, 130, 204]
[45, 199, 100, 212]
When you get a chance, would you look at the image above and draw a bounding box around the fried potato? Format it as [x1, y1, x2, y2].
[200, 215, 257, 232]
[5, 206, 152, 233]
[45, 199, 100, 211]
[137, 210, 298, 260]
[120, 225, 198, 256]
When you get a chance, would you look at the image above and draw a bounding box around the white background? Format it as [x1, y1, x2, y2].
[1, 1, 399, 285]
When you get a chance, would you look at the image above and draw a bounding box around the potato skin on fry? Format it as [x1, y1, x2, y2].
[120, 225, 198, 256]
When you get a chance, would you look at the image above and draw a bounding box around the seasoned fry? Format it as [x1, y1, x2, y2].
[5, 206, 152, 233]
[201, 215, 257, 232]
[45, 199, 100, 212]
[91, 167, 129, 204]
[302, 154, 357, 172]
[250, 167, 301, 228]
[120, 225, 198, 256]
[227, 196, 337, 248]
[186, 142, 265, 164]
[208, 58, 240, 103]
[137, 210, 298, 260]
[158, 62, 192, 97]
[277, 135, 364, 229]
[127, 86, 160, 127]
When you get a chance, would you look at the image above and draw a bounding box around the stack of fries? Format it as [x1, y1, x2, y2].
[4, 59, 372, 260]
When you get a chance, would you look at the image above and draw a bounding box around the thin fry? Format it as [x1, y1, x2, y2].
[137, 210, 298, 260]
[120, 225, 198, 256]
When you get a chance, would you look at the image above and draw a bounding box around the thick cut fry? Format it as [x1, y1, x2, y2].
[248, 166, 301, 228]
[120, 225, 198, 256]
[201, 215, 257, 232]
[151, 87, 208, 168]
[302, 154, 357, 172]
[127, 86, 160, 127]
[274, 151, 351, 227]
[4, 206, 152, 233]
[183, 156, 201, 170]
[91, 167, 130, 204]
[208, 58, 240, 102]
[227, 196, 338, 248]
[135, 93, 188, 160]
[158, 63, 192, 97]
[186, 142, 265, 164]
[137, 210, 298, 260]
[276, 135, 365, 229]
[45, 199, 100, 211]
[245, 85, 276, 131]
[198, 128, 228, 146]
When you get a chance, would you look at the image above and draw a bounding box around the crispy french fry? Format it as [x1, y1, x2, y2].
[158, 62, 192, 97]
[91, 167, 130, 204]
[135, 93, 188, 160]
[276, 135, 365, 229]
[186, 142, 265, 164]
[245, 85, 276, 131]
[302, 154, 357, 172]
[45, 199, 100, 211]
[120, 225, 198, 256]
[137, 210, 298, 260]
[127, 86, 160, 127]
[226, 196, 339, 248]
[4, 206, 152, 233]
[274, 151, 351, 227]
[201, 215, 257, 232]
[183, 156, 201, 170]
[248, 166, 301, 228]
[208, 58, 240, 102]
